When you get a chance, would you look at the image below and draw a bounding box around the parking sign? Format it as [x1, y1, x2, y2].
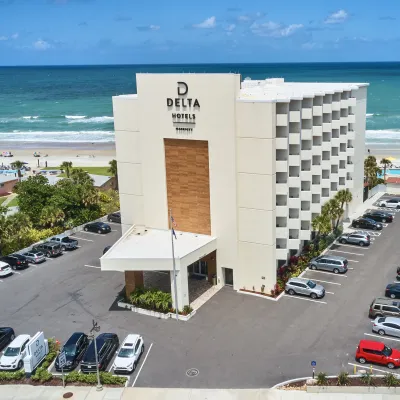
[311, 361, 316, 367]
[59, 351, 67, 368]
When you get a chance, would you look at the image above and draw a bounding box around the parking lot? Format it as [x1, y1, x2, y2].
[2, 196, 400, 388]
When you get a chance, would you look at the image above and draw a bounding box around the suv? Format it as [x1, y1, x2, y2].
[108, 212, 121, 223]
[0, 261, 12, 277]
[0, 334, 31, 371]
[372, 316, 400, 338]
[21, 250, 46, 264]
[385, 283, 400, 299]
[80, 333, 119, 373]
[339, 232, 370, 247]
[356, 339, 400, 369]
[50, 236, 78, 251]
[0, 254, 29, 270]
[285, 278, 325, 299]
[309, 255, 348, 274]
[113, 334, 144, 374]
[379, 198, 400, 209]
[363, 211, 393, 223]
[55, 332, 89, 372]
[32, 242, 62, 258]
[369, 298, 400, 318]
[352, 217, 382, 230]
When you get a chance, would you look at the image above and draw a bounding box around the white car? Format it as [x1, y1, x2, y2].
[0, 261, 12, 277]
[113, 334, 144, 374]
[372, 316, 400, 338]
[0, 334, 31, 370]
[380, 198, 400, 209]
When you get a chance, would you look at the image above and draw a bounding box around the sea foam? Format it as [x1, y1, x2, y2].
[66, 116, 114, 123]
[65, 115, 86, 119]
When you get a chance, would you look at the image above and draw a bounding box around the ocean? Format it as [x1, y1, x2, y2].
[1, 62, 400, 145]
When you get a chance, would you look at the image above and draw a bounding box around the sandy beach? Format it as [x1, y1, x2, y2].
[0, 141, 116, 171]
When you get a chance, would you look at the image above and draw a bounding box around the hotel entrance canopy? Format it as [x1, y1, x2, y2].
[100, 225, 217, 272]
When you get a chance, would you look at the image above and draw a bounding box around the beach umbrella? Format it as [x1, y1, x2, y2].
[386, 156, 396, 161]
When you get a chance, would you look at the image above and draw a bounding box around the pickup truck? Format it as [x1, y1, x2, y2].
[50, 236, 78, 251]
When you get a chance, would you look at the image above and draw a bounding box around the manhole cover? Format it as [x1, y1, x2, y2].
[63, 393, 73, 399]
[186, 368, 199, 377]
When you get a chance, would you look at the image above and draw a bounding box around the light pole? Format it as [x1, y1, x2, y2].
[90, 320, 102, 392]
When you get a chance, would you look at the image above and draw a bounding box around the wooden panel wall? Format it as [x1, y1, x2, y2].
[164, 139, 211, 235]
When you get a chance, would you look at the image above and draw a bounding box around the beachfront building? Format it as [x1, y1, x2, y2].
[101, 73, 368, 309]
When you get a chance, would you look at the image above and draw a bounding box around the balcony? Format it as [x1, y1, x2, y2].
[348, 114, 356, 124]
[321, 142, 331, 152]
[322, 122, 332, 132]
[288, 196, 300, 209]
[289, 155, 300, 166]
[288, 238, 300, 250]
[311, 203, 321, 213]
[302, 108, 312, 119]
[331, 155, 340, 164]
[276, 160, 288, 173]
[341, 99, 349, 108]
[300, 209, 311, 221]
[340, 117, 348, 126]
[313, 126, 322, 136]
[331, 120, 340, 130]
[300, 230, 311, 240]
[347, 163, 354, 172]
[313, 106, 322, 116]
[321, 179, 331, 188]
[348, 97, 357, 107]
[276, 183, 288, 195]
[276, 137, 288, 149]
[276, 205, 287, 217]
[289, 111, 301, 123]
[347, 147, 355, 156]
[301, 191, 312, 202]
[301, 150, 312, 160]
[338, 169, 347, 177]
[276, 226, 288, 238]
[301, 129, 312, 140]
[277, 114, 288, 126]
[276, 248, 289, 260]
[289, 133, 300, 145]
[331, 137, 340, 147]
[332, 101, 341, 111]
[322, 104, 332, 114]
[321, 160, 331, 170]
[301, 170, 312, 181]
[347, 130, 355, 140]
[346, 179, 354, 189]
[288, 218, 300, 230]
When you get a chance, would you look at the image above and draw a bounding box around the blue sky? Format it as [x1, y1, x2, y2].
[0, 0, 400, 65]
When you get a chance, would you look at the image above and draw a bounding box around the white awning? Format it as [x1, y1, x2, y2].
[100, 225, 217, 272]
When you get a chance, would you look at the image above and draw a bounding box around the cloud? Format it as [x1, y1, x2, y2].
[237, 15, 251, 22]
[274, 24, 303, 37]
[193, 16, 216, 29]
[136, 25, 160, 31]
[0, 36, 8, 41]
[379, 16, 396, 20]
[226, 24, 236, 32]
[325, 9, 348, 24]
[11, 32, 18, 39]
[301, 42, 323, 50]
[251, 21, 303, 37]
[115, 16, 132, 22]
[33, 39, 51, 50]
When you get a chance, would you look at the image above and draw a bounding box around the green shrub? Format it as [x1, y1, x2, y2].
[337, 371, 349, 386]
[65, 371, 126, 385]
[360, 372, 375, 386]
[181, 305, 193, 315]
[316, 372, 328, 386]
[383, 372, 399, 387]
[31, 367, 52, 383]
[0, 370, 24, 381]
[129, 287, 172, 313]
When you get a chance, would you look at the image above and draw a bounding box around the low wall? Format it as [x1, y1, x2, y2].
[368, 184, 387, 198]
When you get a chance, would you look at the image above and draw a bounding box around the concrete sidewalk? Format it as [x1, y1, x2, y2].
[0, 386, 396, 400]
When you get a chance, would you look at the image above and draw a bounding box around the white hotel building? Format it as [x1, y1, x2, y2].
[101, 73, 368, 309]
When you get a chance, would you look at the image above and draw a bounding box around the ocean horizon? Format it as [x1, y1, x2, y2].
[1, 62, 400, 145]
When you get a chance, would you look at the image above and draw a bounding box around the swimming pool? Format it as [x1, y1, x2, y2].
[384, 169, 400, 176]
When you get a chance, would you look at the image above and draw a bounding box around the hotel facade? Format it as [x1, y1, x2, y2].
[101, 73, 368, 309]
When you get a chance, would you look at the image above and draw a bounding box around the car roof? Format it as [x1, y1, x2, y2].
[373, 297, 400, 306]
[382, 317, 400, 324]
[122, 334, 139, 347]
[9, 334, 31, 346]
[319, 254, 347, 261]
[65, 332, 85, 345]
[288, 277, 309, 283]
[359, 339, 385, 350]
[0, 261, 10, 267]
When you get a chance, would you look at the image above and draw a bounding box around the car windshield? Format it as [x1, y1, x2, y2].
[63, 344, 76, 356]
[383, 346, 392, 357]
[62, 238, 73, 243]
[118, 348, 134, 358]
[307, 280, 316, 288]
[365, 218, 376, 224]
[4, 347, 19, 357]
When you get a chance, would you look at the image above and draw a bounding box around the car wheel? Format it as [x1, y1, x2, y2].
[378, 329, 385, 336]
[11, 265, 16, 270]
[84, 227, 88, 232]
[340, 239, 347, 244]
[310, 293, 317, 299]
[141, 345, 144, 354]
[46, 252, 51, 258]
[17, 360, 23, 370]
[388, 363, 395, 369]
[355, 224, 360, 228]
[382, 219, 387, 223]
[98, 230, 102, 234]
[358, 357, 366, 364]
[359, 241, 364, 247]
[391, 293, 396, 299]
[108, 218, 112, 222]
[61, 246, 66, 252]
[397, 205, 400, 209]
[373, 226, 377, 230]
[288, 289, 295, 295]
[310, 264, 317, 270]
[333, 268, 339, 274]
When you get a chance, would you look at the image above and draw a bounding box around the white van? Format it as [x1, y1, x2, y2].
[0, 261, 12, 277]
[0, 334, 31, 370]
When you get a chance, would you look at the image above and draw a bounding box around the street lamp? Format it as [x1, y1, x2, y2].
[89, 320, 102, 392]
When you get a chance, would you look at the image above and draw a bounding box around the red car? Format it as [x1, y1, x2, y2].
[356, 340, 400, 369]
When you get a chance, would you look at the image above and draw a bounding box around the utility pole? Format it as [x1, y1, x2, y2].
[170, 209, 179, 322]
[90, 320, 102, 391]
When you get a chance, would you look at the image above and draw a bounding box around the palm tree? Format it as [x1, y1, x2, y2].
[364, 156, 382, 189]
[70, 169, 94, 185]
[108, 159, 118, 190]
[311, 213, 331, 242]
[10, 160, 24, 180]
[39, 205, 65, 228]
[60, 161, 73, 178]
[381, 158, 392, 182]
[322, 199, 343, 231]
[334, 189, 353, 229]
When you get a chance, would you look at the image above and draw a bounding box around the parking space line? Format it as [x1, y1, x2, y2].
[79, 231, 101, 235]
[364, 333, 400, 343]
[108, 362, 114, 373]
[13, 271, 21, 275]
[45, 258, 54, 261]
[348, 362, 400, 376]
[0, 279, 3, 283]
[306, 269, 347, 278]
[335, 243, 369, 250]
[282, 294, 327, 304]
[132, 343, 153, 387]
[84, 265, 101, 269]
[348, 267, 354, 270]
[347, 259, 359, 263]
[330, 249, 365, 256]
[325, 291, 335, 295]
[69, 236, 94, 242]
[307, 278, 341, 286]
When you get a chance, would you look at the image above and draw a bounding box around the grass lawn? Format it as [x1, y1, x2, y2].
[0, 197, 6, 206]
[42, 166, 111, 176]
[7, 196, 18, 207]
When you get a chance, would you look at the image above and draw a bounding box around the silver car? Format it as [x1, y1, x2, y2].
[285, 277, 325, 299]
[372, 316, 400, 338]
[380, 198, 400, 209]
[22, 250, 46, 264]
[309, 255, 348, 274]
[339, 231, 370, 247]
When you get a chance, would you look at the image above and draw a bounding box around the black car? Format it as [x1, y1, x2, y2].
[32, 242, 63, 258]
[80, 333, 119, 373]
[0, 254, 29, 270]
[352, 217, 383, 230]
[55, 332, 89, 372]
[363, 211, 393, 223]
[103, 246, 111, 255]
[107, 212, 121, 223]
[386, 284, 400, 299]
[0, 328, 15, 351]
[84, 222, 111, 234]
